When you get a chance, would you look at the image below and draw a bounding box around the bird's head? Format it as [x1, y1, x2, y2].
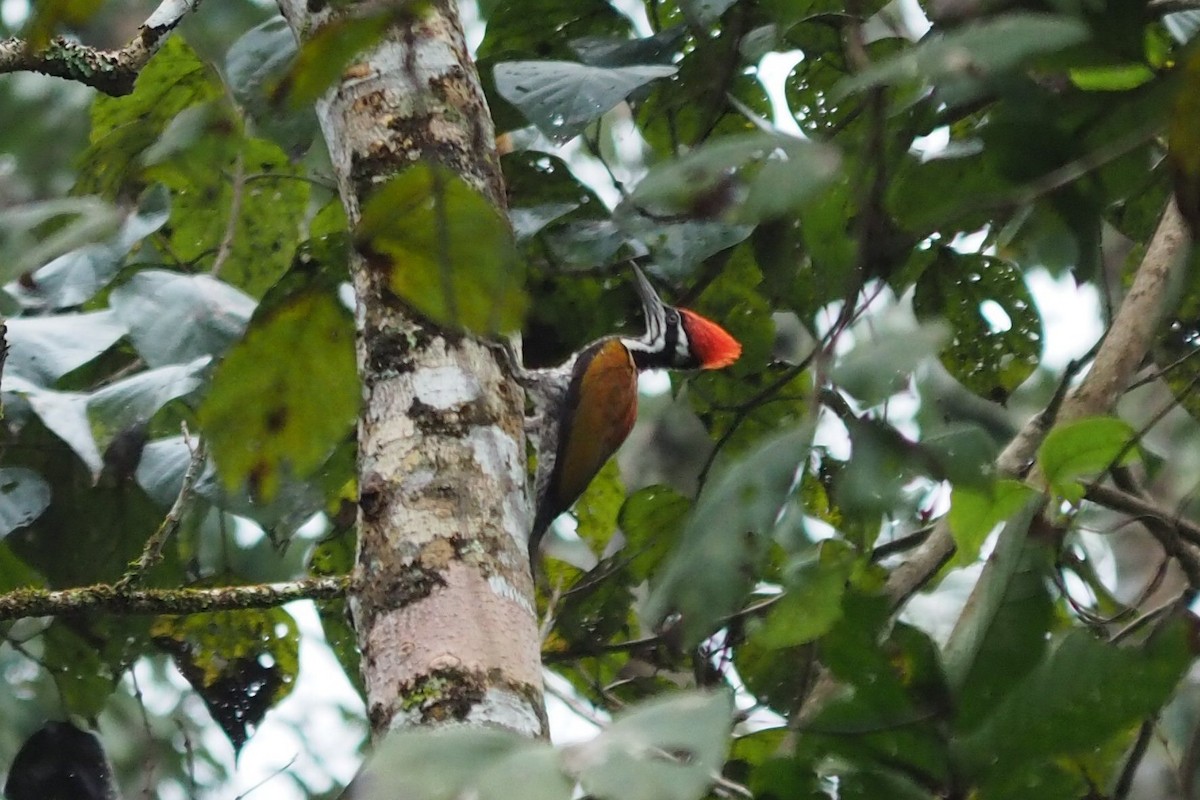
[624, 265, 742, 371]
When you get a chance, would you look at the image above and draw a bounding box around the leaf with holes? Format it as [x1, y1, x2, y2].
[913, 250, 1042, 402]
[494, 60, 676, 142]
[152, 608, 299, 753]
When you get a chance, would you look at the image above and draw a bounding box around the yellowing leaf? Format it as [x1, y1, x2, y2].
[357, 163, 526, 334]
[200, 288, 358, 500]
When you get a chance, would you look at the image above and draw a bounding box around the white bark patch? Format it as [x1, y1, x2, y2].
[467, 427, 530, 548]
[413, 365, 481, 409]
[466, 426, 520, 479]
[488, 574, 535, 617]
[374, 38, 461, 83]
[467, 687, 545, 737]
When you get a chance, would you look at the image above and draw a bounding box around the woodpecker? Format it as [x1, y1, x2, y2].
[505, 266, 742, 566]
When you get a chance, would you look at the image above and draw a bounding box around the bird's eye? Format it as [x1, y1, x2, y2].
[666, 310, 679, 325]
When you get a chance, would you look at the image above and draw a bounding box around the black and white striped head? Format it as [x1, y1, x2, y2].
[622, 265, 741, 371]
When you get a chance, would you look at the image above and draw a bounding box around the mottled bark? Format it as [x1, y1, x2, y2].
[275, 0, 545, 737]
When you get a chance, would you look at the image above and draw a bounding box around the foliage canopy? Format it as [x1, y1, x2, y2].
[1, 0, 1200, 798]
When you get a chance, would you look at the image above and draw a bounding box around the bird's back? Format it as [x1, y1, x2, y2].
[530, 337, 639, 555]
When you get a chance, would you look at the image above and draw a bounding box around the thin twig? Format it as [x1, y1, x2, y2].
[210, 151, 246, 278]
[115, 431, 206, 590]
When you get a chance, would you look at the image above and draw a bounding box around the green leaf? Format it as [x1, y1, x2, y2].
[493, 60, 676, 142]
[109, 270, 256, 368]
[632, 132, 840, 223]
[0, 468, 51, 539]
[4, 311, 127, 385]
[152, 608, 300, 753]
[619, 485, 690, 582]
[751, 546, 853, 649]
[41, 622, 116, 718]
[947, 479, 1036, 565]
[646, 426, 812, 645]
[943, 500, 1056, 732]
[357, 163, 526, 334]
[617, 216, 753, 277]
[88, 358, 208, 457]
[275, 13, 392, 108]
[959, 624, 1191, 780]
[150, 137, 309, 297]
[913, 251, 1042, 402]
[358, 727, 530, 800]
[832, 318, 949, 406]
[200, 285, 357, 501]
[838, 13, 1090, 96]
[1037, 416, 1138, 501]
[574, 458, 626, 554]
[575, 691, 733, 800]
[82, 37, 223, 196]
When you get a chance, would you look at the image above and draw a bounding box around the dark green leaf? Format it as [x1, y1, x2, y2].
[276, 13, 391, 108]
[646, 426, 812, 645]
[839, 13, 1090, 96]
[494, 60, 676, 142]
[4, 311, 127, 385]
[0, 468, 51, 539]
[633, 132, 840, 223]
[959, 624, 1192, 779]
[109, 270, 256, 367]
[40, 623, 116, 718]
[619, 485, 690, 582]
[357, 163, 525, 333]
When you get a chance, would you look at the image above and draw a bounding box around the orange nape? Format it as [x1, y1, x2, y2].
[680, 309, 742, 369]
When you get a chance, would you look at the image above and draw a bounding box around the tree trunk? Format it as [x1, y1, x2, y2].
[275, 0, 545, 738]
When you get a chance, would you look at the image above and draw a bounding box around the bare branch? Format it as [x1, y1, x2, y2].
[0, 0, 202, 96]
[0, 576, 348, 621]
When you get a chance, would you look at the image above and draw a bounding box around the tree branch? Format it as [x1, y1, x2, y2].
[0, 576, 349, 621]
[0, 0, 201, 96]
